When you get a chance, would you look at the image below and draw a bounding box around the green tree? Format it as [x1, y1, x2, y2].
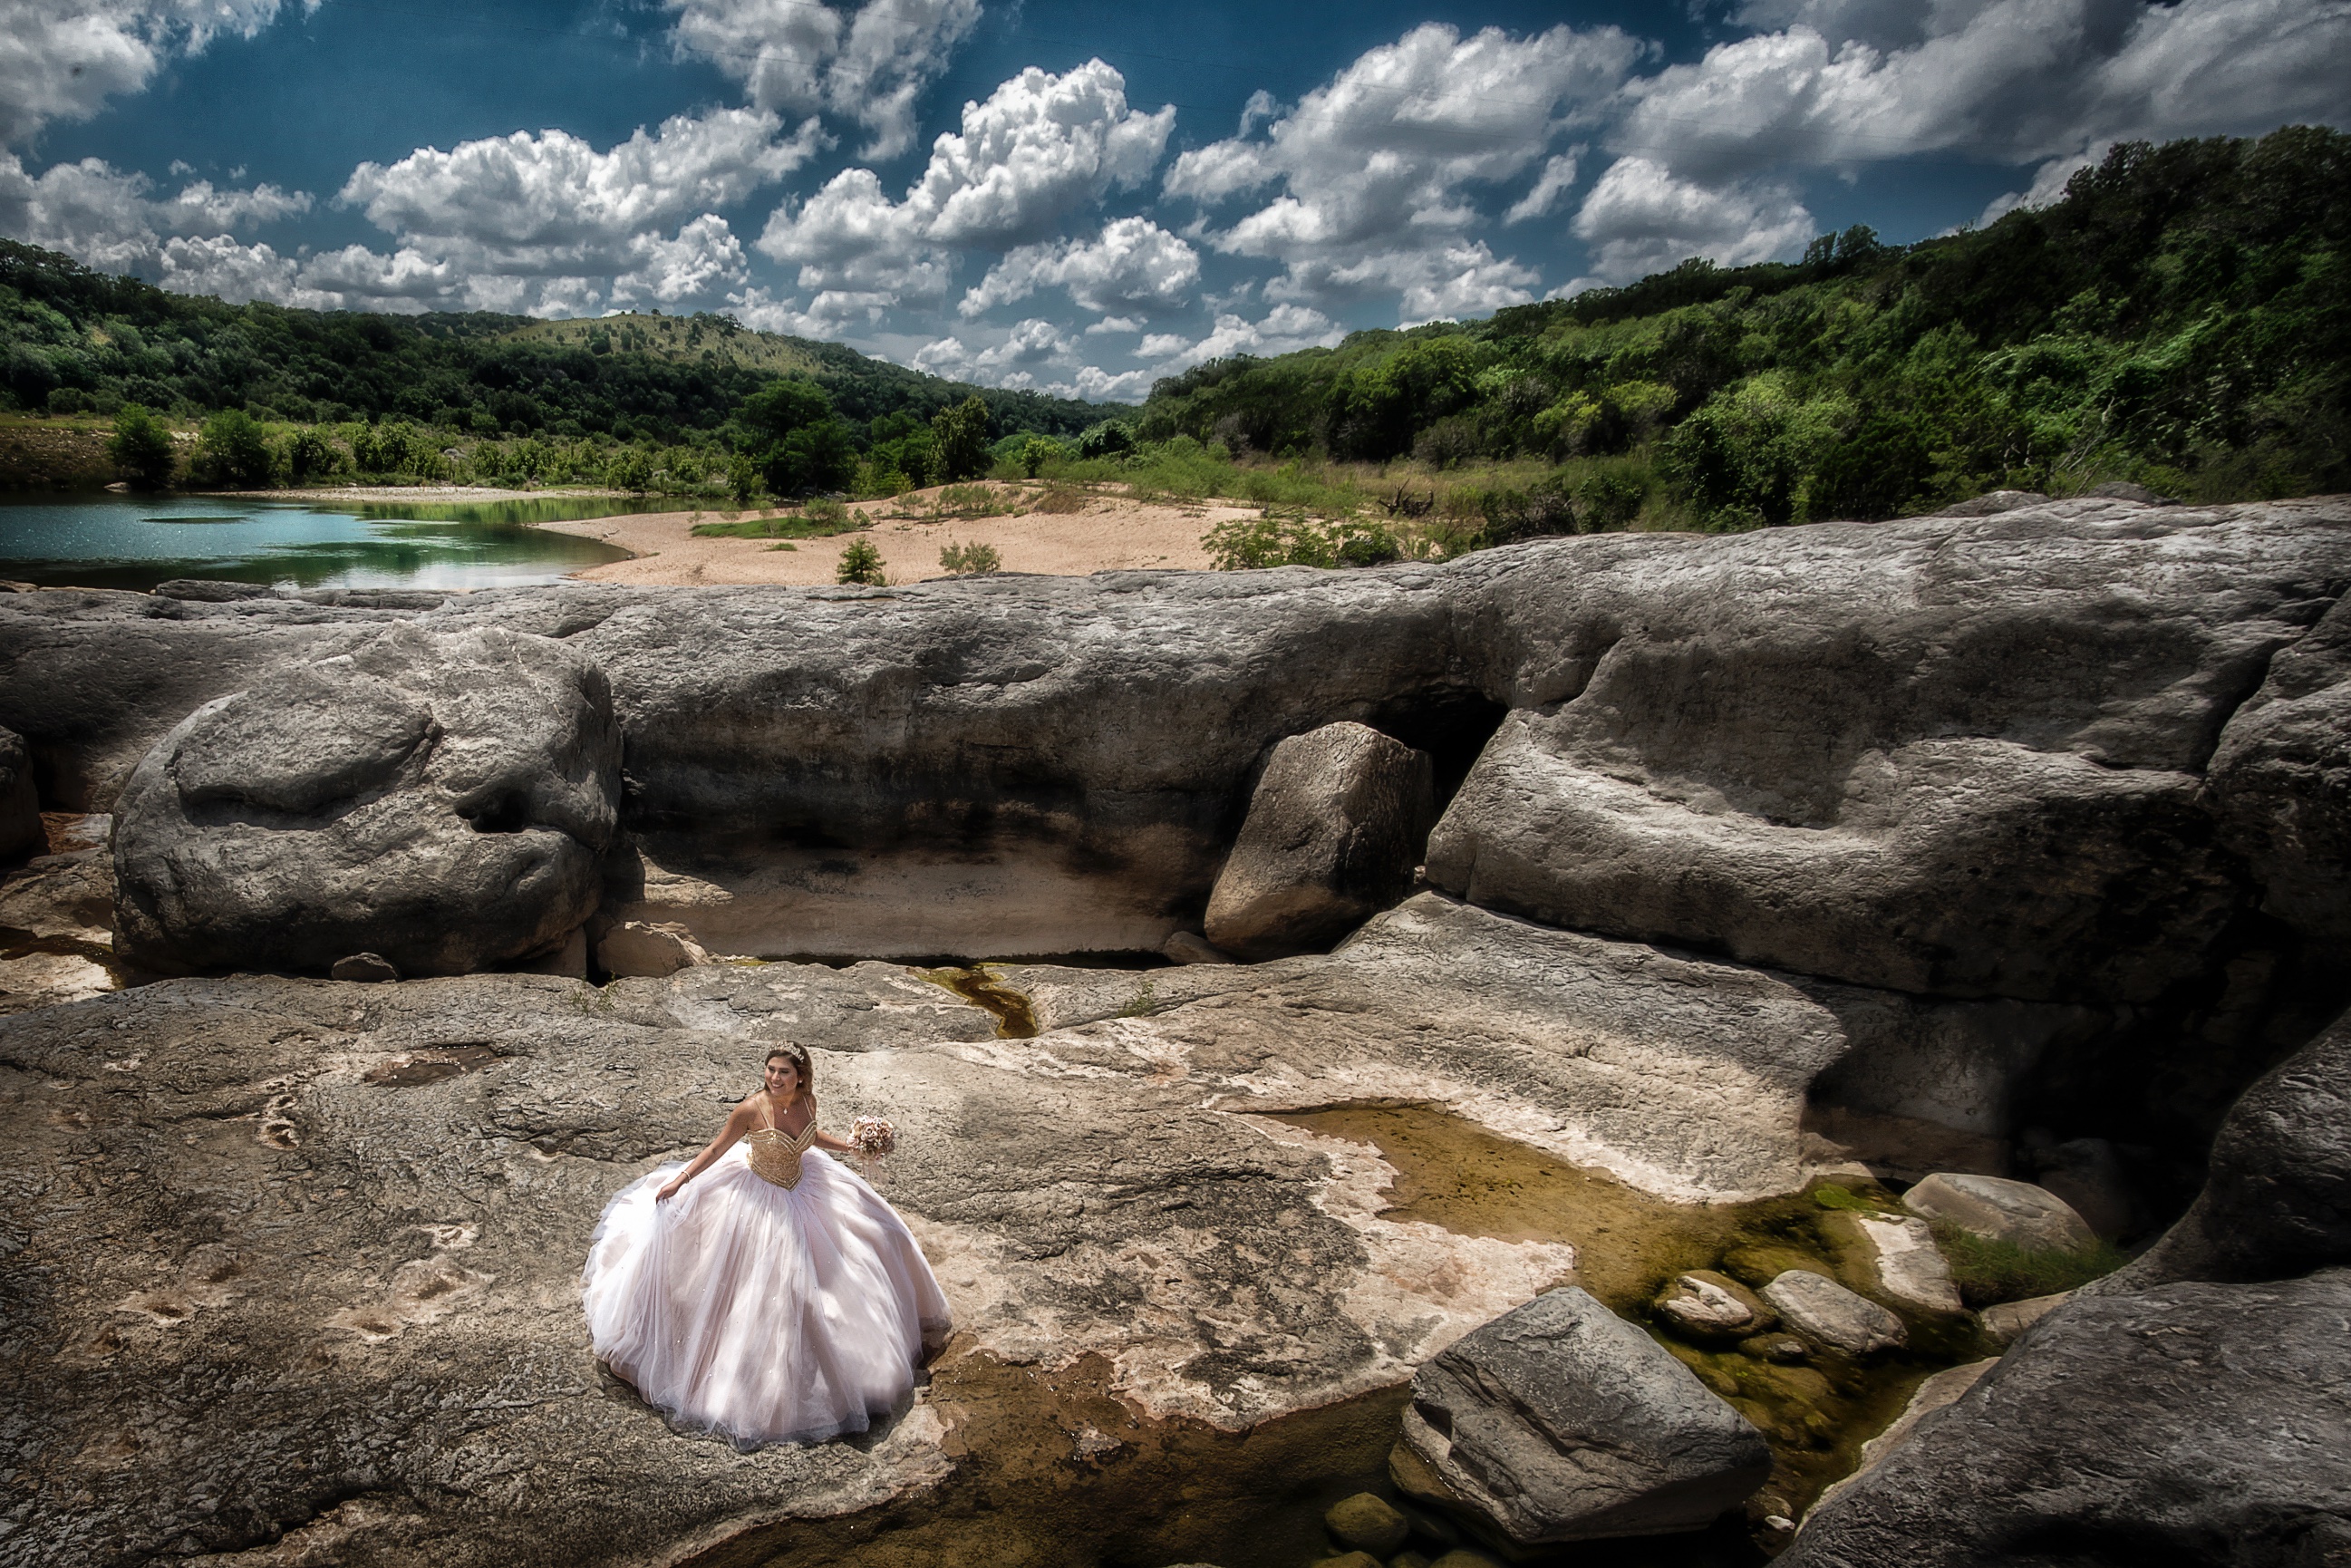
[739, 378, 856, 495]
[283, 426, 341, 483]
[931, 395, 993, 482]
[837, 537, 886, 585]
[1020, 436, 1063, 478]
[107, 402, 176, 489]
[191, 407, 274, 488]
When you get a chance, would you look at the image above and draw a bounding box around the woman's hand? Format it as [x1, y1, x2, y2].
[656, 1176, 686, 1202]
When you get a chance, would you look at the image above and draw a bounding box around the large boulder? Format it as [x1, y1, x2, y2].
[111, 624, 621, 977]
[2087, 1007, 2351, 1292]
[1428, 498, 2351, 1003]
[1784, 1273, 2351, 1567]
[0, 721, 40, 861]
[1204, 721, 1435, 960]
[1394, 1287, 1772, 1546]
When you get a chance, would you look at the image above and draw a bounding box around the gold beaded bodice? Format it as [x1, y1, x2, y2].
[745, 1122, 818, 1189]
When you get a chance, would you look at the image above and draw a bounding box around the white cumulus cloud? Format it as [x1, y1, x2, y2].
[959, 218, 1198, 318]
[0, 152, 310, 276]
[1165, 22, 1637, 320]
[757, 59, 1173, 316]
[668, 0, 982, 160]
[1136, 303, 1344, 373]
[1568, 156, 1814, 286]
[0, 0, 310, 148]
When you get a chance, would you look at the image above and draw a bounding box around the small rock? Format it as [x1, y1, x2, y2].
[330, 953, 400, 983]
[1205, 721, 1435, 961]
[1324, 1493, 1409, 1556]
[1826, 1212, 1964, 1315]
[1320, 1553, 1380, 1568]
[1980, 1291, 2071, 1344]
[1739, 1334, 1809, 1364]
[1654, 1269, 1773, 1342]
[1759, 1271, 1906, 1355]
[1765, 1515, 1796, 1534]
[1902, 1173, 2097, 1252]
[1161, 930, 1234, 965]
[1398, 1287, 1771, 1546]
[1427, 1552, 1504, 1568]
[1392, 1554, 1433, 1568]
[595, 921, 711, 979]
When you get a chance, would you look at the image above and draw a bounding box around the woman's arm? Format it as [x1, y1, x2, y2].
[812, 1128, 855, 1153]
[656, 1102, 757, 1200]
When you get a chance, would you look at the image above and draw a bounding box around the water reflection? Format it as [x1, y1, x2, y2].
[0, 492, 643, 592]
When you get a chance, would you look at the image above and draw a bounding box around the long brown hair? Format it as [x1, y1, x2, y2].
[763, 1043, 812, 1108]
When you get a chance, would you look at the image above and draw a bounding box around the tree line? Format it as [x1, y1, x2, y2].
[1130, 126, 2349, 530]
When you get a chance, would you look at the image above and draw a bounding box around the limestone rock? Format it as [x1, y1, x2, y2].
[111, 624, 621, 978]
[1902, 1173, 2096, 1253]
[1783, 1273, 2351, 1567]
[1760, 1272, 1907, 1355]
[2208, 591, 2351, 946]
[1427, 499, 2351, 1003]
[0, 721, 39, 860]
[1824, 1211, 1964, 1315]
[1205, 721, 1435, 961]
[1398, 1287, 1772, 1546]
[1161, 930, 1234, 964]
[1324, 1492, 1409, 1555]
[596, 920, 711, 979]
[1653, 1270, 1773, 1342]
[1979, 1292, 2069, 1344]
[329, 952, 400, 982]
[2089, 1006, 2351, 1292]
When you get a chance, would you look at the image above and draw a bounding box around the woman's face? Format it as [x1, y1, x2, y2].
[764, 1057, 800, 1099]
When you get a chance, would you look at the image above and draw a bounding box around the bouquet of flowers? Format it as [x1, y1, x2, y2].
[847, 1116, 896, 1159]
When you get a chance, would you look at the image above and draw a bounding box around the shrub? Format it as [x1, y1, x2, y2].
[1021, 436, 1064, 478]
[836, 537, 886, 585]
[938, 540, 1001, 576]
[1203, 512, 1401, 571]
[108, 402, 176, 489]
[1030, 481, 1087, 513]
[1076, 420, 1133, 459]
[1927, 1221, 2132, 1308]
[190, 408, 274, 489]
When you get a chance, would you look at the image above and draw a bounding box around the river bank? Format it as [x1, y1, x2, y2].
[537, 480, 1238, 585]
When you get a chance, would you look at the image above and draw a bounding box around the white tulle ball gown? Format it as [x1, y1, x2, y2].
[581, 1115, 953, 1447]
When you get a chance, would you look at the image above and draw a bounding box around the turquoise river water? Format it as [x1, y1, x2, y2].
[0, 492, 646, 593]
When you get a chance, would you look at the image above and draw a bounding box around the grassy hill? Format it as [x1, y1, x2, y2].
[0, 244, 1115, 492]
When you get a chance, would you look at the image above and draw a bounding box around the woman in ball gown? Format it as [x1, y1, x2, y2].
[581, 1043, 952, 1447]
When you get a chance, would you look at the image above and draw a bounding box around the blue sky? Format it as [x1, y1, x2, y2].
[4, 0, 2346, 402]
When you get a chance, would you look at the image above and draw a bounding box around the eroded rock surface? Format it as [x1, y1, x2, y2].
[1785, 1273, 2351, 1567]
[111, 624, 621, 977]
[1204, 721, 1435, 961]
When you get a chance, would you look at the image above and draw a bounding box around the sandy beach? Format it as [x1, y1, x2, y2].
[537, 481, 1243, 585]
